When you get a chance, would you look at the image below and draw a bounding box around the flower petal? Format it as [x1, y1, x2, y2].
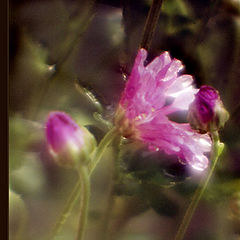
[137, 118, 211, 171]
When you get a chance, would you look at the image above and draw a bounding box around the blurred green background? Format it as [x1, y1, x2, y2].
[9, 0, 240, 239]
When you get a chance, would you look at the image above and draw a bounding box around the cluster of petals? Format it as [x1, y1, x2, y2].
[117, 48, 212, 171]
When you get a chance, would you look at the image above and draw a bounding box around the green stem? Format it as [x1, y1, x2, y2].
[48, 181, 81, 240]
[140, 0, 163, 51]
[99, 172, 115, 240]
[88, 127, 118, 174]
[99, 136, 121, 240]
[76, 166, 90, 240]
[48, 127, 118, 240]
[174, 130, 223, 240]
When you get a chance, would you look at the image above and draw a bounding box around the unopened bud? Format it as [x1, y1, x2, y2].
[188, 85, 229, 133]
[45, 111, 96, 168]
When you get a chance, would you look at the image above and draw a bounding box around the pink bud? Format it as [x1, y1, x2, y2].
[45, 111, 96, 168]
[188, 85, 229, 132]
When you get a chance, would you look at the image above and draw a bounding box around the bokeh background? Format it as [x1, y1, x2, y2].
[9, 0, 240, 240]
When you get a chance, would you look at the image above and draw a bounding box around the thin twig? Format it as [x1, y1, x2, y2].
[140, 0, 163, 51]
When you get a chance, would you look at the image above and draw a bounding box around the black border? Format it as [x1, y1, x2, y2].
[2, 0, 9, 239]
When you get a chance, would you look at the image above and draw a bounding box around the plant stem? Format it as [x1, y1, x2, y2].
[140, 0, 163, 51]
[99, 173, 115, 240]
[48, 181, 81, 240]
[99, 136, 121, 240]
[174, 130, 223, 240]
[48, 127, 118, 240]
[88, 127, 118, 174]
[76, 166, 90, 240]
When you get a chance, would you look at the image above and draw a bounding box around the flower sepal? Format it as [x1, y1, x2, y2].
[115, 106, 139, 139]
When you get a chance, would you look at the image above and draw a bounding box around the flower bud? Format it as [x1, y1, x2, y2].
[188, 85, 229, 133]
[45, 111, 96, 168]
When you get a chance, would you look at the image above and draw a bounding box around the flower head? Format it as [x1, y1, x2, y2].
[188, 85, 229, 132]
[115, 49, 212, 171]
[46, 111, 96, 168]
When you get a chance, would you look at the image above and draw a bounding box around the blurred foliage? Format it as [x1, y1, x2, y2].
[9, 190, 28, 240]
[9, 117, 43, 171]
[9, 0, 240, 239]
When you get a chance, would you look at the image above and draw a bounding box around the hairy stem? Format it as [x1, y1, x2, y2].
[88, 127, 118, 174]
[48, 181, 81, 240]
[48, 127, 118, 240]
[174, 130, 223, 240]
[75, 166, 90, 240]
[99, 137, 121, 240]
[75, 127, 118, 240]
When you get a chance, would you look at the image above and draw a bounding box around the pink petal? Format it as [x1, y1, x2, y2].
[137, 118, 211, 171]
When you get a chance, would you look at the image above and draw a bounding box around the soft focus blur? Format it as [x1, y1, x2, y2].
[9, 0, 240, 240]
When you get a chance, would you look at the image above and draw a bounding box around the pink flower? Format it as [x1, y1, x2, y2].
[46, 111, 96, 168]
[115, 49, 212, 171]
